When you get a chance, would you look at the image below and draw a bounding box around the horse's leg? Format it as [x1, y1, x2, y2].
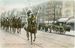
[7, 26, 9, 32]
[10, 26, 11, 31]
[13, 28, 15, 33]
[30, 33, 32, 44]
[18, 28, 21, 34]
[17, 27, 19, 33]
[7, 26, 9, 31]
[10, 26, 12, 32]
[10, 24, 12, 31]
[20, 28, 21, 34]
[5, 26, 7, 31]
[27, 32, 29, 40]
[33, 33, 36, 42]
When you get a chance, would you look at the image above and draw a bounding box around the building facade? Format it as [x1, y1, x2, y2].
[62, 1, 74, 18]
[32, 1, 63, 23]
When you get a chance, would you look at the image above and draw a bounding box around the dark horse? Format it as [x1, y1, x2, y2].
[24, 14, 37, 44]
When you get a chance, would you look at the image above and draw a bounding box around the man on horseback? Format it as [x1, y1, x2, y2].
[24, 10, 37, 44]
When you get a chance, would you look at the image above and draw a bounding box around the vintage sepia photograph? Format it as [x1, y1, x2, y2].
[0, 0, 75, 48]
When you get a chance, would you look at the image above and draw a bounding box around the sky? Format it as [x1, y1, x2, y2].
[0, 0, 74, 12]
[0, 0, 49, 12]
[0, 0, 49, 9]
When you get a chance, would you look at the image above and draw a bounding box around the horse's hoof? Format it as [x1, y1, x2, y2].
[31, 43, 33, 45]
[33, 40, 35, 42]
[27, 39, 29, 40]
[17, 32, 19, 33]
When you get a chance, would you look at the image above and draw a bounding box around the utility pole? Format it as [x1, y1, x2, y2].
[53, 3, 56, 23]
[53, 7, 55, 23]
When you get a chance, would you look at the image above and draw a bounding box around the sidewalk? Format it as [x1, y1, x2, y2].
[65, 30, 75, 36]
[40, 29, 75, 36]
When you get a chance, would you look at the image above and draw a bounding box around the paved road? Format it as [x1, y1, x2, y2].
[0, 28, 74, 48]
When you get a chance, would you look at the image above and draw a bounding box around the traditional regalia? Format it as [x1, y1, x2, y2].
[27, 14, 37, 33]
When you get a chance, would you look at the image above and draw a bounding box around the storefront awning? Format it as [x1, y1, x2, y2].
[58, 18, 68, 22]
[67, 19, 75, 23]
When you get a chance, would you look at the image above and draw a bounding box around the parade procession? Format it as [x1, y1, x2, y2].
[1, 16, 22, 33]
[0, 9, 38, 44]
[0, 0, 75, 48]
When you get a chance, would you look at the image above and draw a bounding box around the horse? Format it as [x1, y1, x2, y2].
[16, 17, 22, 34]
[24, 15, 37, 44]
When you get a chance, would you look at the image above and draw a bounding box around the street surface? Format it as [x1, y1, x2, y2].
[0, 28, 74, 48]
